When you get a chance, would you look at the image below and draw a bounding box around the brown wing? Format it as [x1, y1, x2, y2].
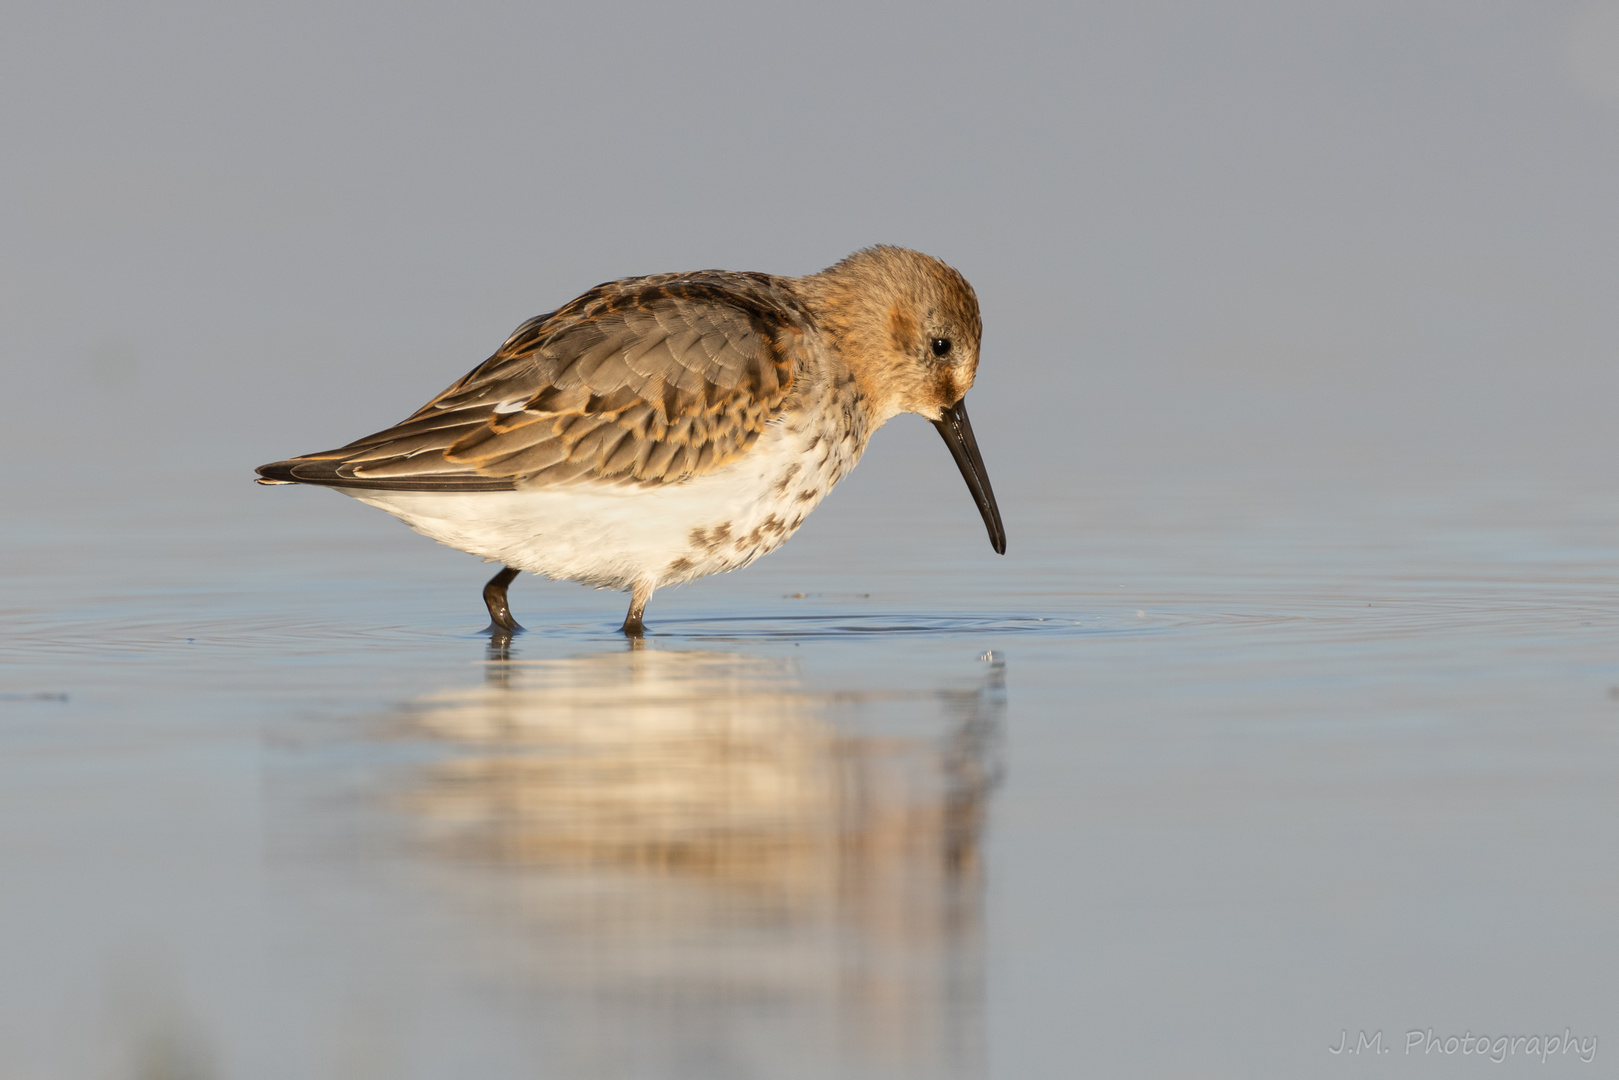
[257, 272, 806, 491]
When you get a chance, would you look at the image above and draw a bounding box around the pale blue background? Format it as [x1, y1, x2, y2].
[3, 3, 1618, 1077]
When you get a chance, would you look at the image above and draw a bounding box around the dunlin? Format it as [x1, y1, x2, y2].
[256, 246, 1004, 636]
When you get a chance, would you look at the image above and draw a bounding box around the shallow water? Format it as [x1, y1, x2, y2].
[3, 465, 1617, 1078]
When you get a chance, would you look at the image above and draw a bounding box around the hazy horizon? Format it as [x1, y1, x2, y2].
[5, 2, 1618, 502]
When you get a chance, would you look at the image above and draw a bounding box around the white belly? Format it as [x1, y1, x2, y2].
[343, 421, 857, 592]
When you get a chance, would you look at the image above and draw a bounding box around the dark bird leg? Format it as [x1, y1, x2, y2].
[483, 566, 523, 635]
[621, 581, 653, 637]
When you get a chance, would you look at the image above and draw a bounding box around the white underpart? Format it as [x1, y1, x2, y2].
[342, 419, 860, 594]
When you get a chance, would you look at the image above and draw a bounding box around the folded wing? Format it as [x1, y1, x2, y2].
[257, 272, 805, 491]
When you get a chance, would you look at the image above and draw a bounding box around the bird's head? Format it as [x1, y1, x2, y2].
[807, 245, 982, 423]
[805, 246, 1004, 554]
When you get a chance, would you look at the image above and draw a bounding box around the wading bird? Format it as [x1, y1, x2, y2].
[257, 246, 1004, 636]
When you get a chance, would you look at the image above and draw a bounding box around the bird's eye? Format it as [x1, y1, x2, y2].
[930, 338, 952, 358]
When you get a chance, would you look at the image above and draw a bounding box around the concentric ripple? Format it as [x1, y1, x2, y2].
[655, 611, 1107, 640]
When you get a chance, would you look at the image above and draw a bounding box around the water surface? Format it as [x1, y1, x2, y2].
[3, 467, 1616, 1078]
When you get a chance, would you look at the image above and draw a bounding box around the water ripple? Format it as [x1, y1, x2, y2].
[2, 587, 1612, 660]
[660, 612, 1104, 640]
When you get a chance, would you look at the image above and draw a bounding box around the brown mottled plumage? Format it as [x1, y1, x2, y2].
[258, 246, 1003, 635]
[261, 272, 806, 491]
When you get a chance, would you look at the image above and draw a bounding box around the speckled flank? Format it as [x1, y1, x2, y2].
[656, 383, 869, 588]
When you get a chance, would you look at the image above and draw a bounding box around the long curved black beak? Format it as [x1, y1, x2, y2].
[931, 398, 1006, 555]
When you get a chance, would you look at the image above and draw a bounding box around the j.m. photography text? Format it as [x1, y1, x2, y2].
[1329, 1029, 1597, 1063]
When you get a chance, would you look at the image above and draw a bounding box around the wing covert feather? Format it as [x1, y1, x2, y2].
[259, 273, 808, 491]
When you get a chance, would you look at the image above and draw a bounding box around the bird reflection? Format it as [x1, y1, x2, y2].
[390, 643, 1004, 1077]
